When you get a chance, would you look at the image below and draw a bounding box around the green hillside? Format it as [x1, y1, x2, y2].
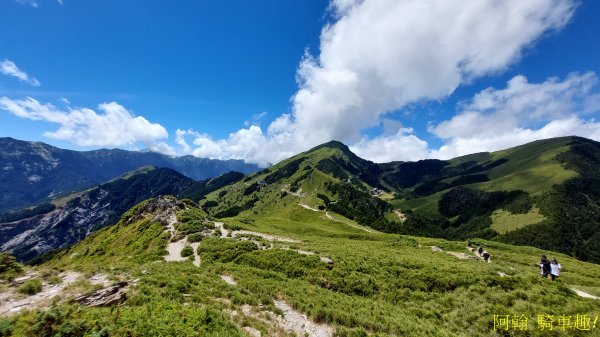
[202, 136, 599, 263]
[2, 193, 600, 336]
[1, 136, 599, 336]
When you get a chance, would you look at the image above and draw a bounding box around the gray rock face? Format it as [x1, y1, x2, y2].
[0, 168, 194, 262]
[75, 282, 128, 307]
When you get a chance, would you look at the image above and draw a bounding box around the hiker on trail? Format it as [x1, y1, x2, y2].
[550, 258, 562, 281]
[540, 255, 551, 278]
[477, 245, 484, 256]
[482, 250, 491, 262]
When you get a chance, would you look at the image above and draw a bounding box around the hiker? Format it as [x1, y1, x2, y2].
[482, 250, 491, 262]
[477, 245, 484, 256]
[540, 255, 551, 278]
[550, 258, 562, 281]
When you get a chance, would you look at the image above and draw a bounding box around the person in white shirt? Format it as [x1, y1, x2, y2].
[550, 258, 562, 281]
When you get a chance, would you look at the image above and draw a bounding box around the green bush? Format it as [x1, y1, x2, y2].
[187, 233, 204, 243]
[18, 279, 43, 295]
[180, 246, 194, 258]
[198, 238, 257, 263]
[47, 275, 62, 285]
[0, 253, 23, 280]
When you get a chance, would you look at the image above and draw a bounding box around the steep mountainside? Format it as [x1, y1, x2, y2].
[202, 136, 600, 263]
[0, 167, 196, 261]
[0, 137, 259, 212]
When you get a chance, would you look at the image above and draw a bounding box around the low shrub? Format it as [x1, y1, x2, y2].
[18, 279, 43, 295]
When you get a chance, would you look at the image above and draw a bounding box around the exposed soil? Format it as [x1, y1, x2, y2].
[0, 271, 111, 315]
[571, 288, 599, 300]
[273, 300, 333, 337]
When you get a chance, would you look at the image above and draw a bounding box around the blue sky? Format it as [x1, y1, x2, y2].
[1, 0, 599, 165]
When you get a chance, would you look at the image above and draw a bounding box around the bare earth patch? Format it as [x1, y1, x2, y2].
[232, 230, 299, 243]
[571, 288, 599, 300]
[0, 271, 111, 315]
[220, 275, 237, 286]
[274, 300, 333, 337]
[164, 238, 188, 262]
[298, 203, 320, 212]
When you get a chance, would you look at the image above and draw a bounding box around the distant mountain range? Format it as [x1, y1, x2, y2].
[2, 135, 599, 264]
[0, 137, 259, 212]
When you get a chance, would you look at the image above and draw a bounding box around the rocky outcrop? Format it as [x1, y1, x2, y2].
[75, 282, 128, 307]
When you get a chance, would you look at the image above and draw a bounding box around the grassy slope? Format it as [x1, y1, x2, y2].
[490, 207, 545, 234]
[474, 138, 577, 194]
[391, 137, 578, 228]
[2, 191, 600, 336]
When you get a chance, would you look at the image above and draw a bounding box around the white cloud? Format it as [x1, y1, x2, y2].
[190, 126, 274, 167]
[175, 129, 194, 154]
[182, 0, 578, 165]
[147, 142, 177, 157]
[0, 59, 41, 86]
[350, 128, 431, 163]
[0, 97, 169, 147]
[429, 72, 600, 159]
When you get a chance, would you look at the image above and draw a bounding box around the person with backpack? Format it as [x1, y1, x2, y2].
[482, 250, 491, 262]
[550, 258, 562, 281]
[540, 255, 551, 278]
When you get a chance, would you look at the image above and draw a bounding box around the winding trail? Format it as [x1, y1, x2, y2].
[571, 288, 599, 300]
[213, 222, 229, 238]
[232, 230, 299, 243]
[163, 213, 201, 266]
[298, 203, 320, 212]
[274, 300, 334, 337]
[325, 211, 375, 233]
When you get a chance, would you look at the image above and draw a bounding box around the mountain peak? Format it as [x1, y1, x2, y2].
[308, 140, 351, 153]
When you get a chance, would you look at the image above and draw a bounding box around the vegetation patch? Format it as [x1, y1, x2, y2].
[491, 207, 545, 234]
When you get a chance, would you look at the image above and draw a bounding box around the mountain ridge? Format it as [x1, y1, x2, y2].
[202, 135, 600, 263]
[0, 137, 259, 212]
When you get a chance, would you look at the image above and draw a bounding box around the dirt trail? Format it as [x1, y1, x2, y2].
[220, 275, 237, 286]
[163, 213, 201, 266]
[0, 271, 110, 315]
[295, 249, 333, 264]
[274, 300, 333, 337]
[164, 238, 189, 262]
[298, 203, 320, 212]
[431, 246, 488, 262]
[232, 230, 299, 243]
[216, 252, 332, 336]
[571, 288, 599, 300]
[281, 186, 306, 198]
[325, 211, 375, 233]
[214, 222, 229, 238]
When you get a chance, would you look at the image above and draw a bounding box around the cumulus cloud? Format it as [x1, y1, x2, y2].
[147, 142, 177, 157]
[350, 127, 431, 163]
[182, 0, 578, 165]
[0, 97, 169, 148]
[0, 59, 41, 86]
[429, 72, 600, 159]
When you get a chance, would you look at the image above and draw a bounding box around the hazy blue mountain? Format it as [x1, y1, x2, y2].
[0, 137, 259, 212]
